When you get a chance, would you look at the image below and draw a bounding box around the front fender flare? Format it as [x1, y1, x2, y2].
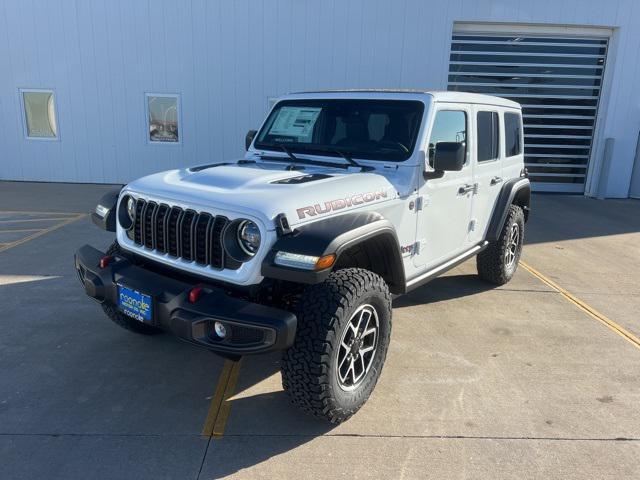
[261, 212, 405, 292]
[91, 188, 121, 232]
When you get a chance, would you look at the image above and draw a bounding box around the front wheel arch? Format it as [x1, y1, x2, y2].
[333, 232, 405, 295]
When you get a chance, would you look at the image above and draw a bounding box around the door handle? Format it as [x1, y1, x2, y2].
[458, 183, 477, 195]
[490, 176, 503, 186]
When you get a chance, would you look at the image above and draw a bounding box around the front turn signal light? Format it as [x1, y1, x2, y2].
[314, 253, 336, 271]
[274, 251, 337, 271]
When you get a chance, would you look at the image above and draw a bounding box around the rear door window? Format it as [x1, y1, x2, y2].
[476, 111, 499, 162]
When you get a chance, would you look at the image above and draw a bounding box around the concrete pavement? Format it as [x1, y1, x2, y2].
[0, 182, 638, 479]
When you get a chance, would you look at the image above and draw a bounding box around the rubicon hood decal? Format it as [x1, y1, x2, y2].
[297, 190, 388, 219]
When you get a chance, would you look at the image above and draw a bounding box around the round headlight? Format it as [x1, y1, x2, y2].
[126, 196, 136, 220]
[118, 195, 135, 230]
[237, 220, 261, 256]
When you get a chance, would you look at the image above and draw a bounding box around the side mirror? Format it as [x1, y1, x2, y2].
[245, 129, 257, 150]
[433, 142, 465, 172]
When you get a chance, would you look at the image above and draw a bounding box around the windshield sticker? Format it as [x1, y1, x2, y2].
[268, 107, 321, 141]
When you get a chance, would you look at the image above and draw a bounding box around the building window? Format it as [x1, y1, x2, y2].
[476, 111, 499, 162]
[21, 89, 58, 139]
[504, 112, 523, 157]
[146, 94, 180, 143]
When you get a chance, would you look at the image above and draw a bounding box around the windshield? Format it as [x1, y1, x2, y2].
[254, 99, 425, 162]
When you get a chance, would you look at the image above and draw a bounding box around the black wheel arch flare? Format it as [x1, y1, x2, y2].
[261, 211, 406, 294]
[91, 187, 122, 232]
[486, 177, 531, 243]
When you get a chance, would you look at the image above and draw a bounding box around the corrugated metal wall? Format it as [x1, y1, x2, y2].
[1, 0, 639, 197]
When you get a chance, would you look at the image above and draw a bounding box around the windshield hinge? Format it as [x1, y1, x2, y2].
[275, 213, 292, 236]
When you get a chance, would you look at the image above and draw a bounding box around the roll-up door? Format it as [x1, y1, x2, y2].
[448, 33, 608, 193]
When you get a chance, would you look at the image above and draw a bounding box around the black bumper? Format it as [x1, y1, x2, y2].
[74, 245, 297, 355]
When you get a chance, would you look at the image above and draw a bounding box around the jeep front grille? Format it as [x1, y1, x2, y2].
[131, 199, 239, 270]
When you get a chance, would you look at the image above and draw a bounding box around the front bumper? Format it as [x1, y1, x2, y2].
[74, 245, 297, 355]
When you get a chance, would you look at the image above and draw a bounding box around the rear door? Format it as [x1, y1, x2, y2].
[469, 108, 503, 243]
[415, 104, 474, 271]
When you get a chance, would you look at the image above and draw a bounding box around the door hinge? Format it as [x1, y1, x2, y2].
[415, 196, 424, 211]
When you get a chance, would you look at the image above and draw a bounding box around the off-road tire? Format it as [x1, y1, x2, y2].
[281, 268, 392, 423]
[101, 242, 162, 335]
[476, 204, 525, 285]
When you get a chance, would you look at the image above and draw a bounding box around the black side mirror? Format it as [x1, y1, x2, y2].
[245, 129, 257, 150]
[433, 142, 465, 172]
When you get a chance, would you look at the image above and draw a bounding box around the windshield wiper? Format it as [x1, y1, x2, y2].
[279, 145, 299, 162]
[304, 145, 373, 171]
[255, 143, 350, 170]
[331, 149, 365, 170]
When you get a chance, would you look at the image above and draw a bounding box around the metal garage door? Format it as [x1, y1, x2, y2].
[448, 33, 608, 193]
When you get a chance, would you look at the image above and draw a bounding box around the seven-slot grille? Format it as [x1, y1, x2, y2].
[131, 198, 233, 270]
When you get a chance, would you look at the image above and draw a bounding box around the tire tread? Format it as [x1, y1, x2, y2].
[281, 268, 391, 423]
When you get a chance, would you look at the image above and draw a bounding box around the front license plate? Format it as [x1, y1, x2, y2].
[117, 284, 153, 322]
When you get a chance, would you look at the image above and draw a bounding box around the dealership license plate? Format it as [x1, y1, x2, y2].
[117, 284, 153, 322]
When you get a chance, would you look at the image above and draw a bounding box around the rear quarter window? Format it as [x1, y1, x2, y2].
[504, 112, 523, 157]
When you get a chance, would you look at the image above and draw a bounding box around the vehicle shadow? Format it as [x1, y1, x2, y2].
[199, 353, 336, 478]
[393, 273, 495, 308]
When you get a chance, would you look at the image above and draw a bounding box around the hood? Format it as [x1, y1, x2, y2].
[124, 161, 399, 230]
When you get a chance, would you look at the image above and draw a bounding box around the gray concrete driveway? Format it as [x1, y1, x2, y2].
[0, 182, 638, 479]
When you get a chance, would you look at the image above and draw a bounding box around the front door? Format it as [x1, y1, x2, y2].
[415, 105, 474, 271]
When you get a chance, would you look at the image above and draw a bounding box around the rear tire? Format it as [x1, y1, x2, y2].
[101, 242, 162, 335]
[476, 204, 524, 285]
[281, 268, 392, 423]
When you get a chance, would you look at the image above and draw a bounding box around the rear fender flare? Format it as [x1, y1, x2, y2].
[486, 178, 531, 242]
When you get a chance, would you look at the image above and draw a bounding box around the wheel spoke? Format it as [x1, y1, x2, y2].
[362, 327, 376, 339]
[348, 321, 358, 336]
[359, 355, 366, 377]
[338, 351, 351, 371]
[356, 308, 371, 333]
[361, 309, 373, 332]
[349, 360, 357, 385]
[359, 345, 375, 355]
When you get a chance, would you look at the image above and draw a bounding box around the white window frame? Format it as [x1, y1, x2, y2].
[145, 93, 182, 146]
[19, 88, 60, 141]
[267, 97, 279, 112]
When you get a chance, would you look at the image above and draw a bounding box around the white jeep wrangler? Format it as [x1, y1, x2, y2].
[76, 90, 530, 423]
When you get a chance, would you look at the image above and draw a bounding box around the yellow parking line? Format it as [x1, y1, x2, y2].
[520, 261, 640, 351]
[0, 214, 86, 254]
[0, 210, 84, 216]
[0, 228, 42, 233]
[0, 217, 78, 224]
[201, 358, 242, 438]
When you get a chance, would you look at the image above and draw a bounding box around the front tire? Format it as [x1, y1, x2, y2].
[281, 268, 392, 423]
[476, 204, 525, 285]
[101, 242, 162, 335]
